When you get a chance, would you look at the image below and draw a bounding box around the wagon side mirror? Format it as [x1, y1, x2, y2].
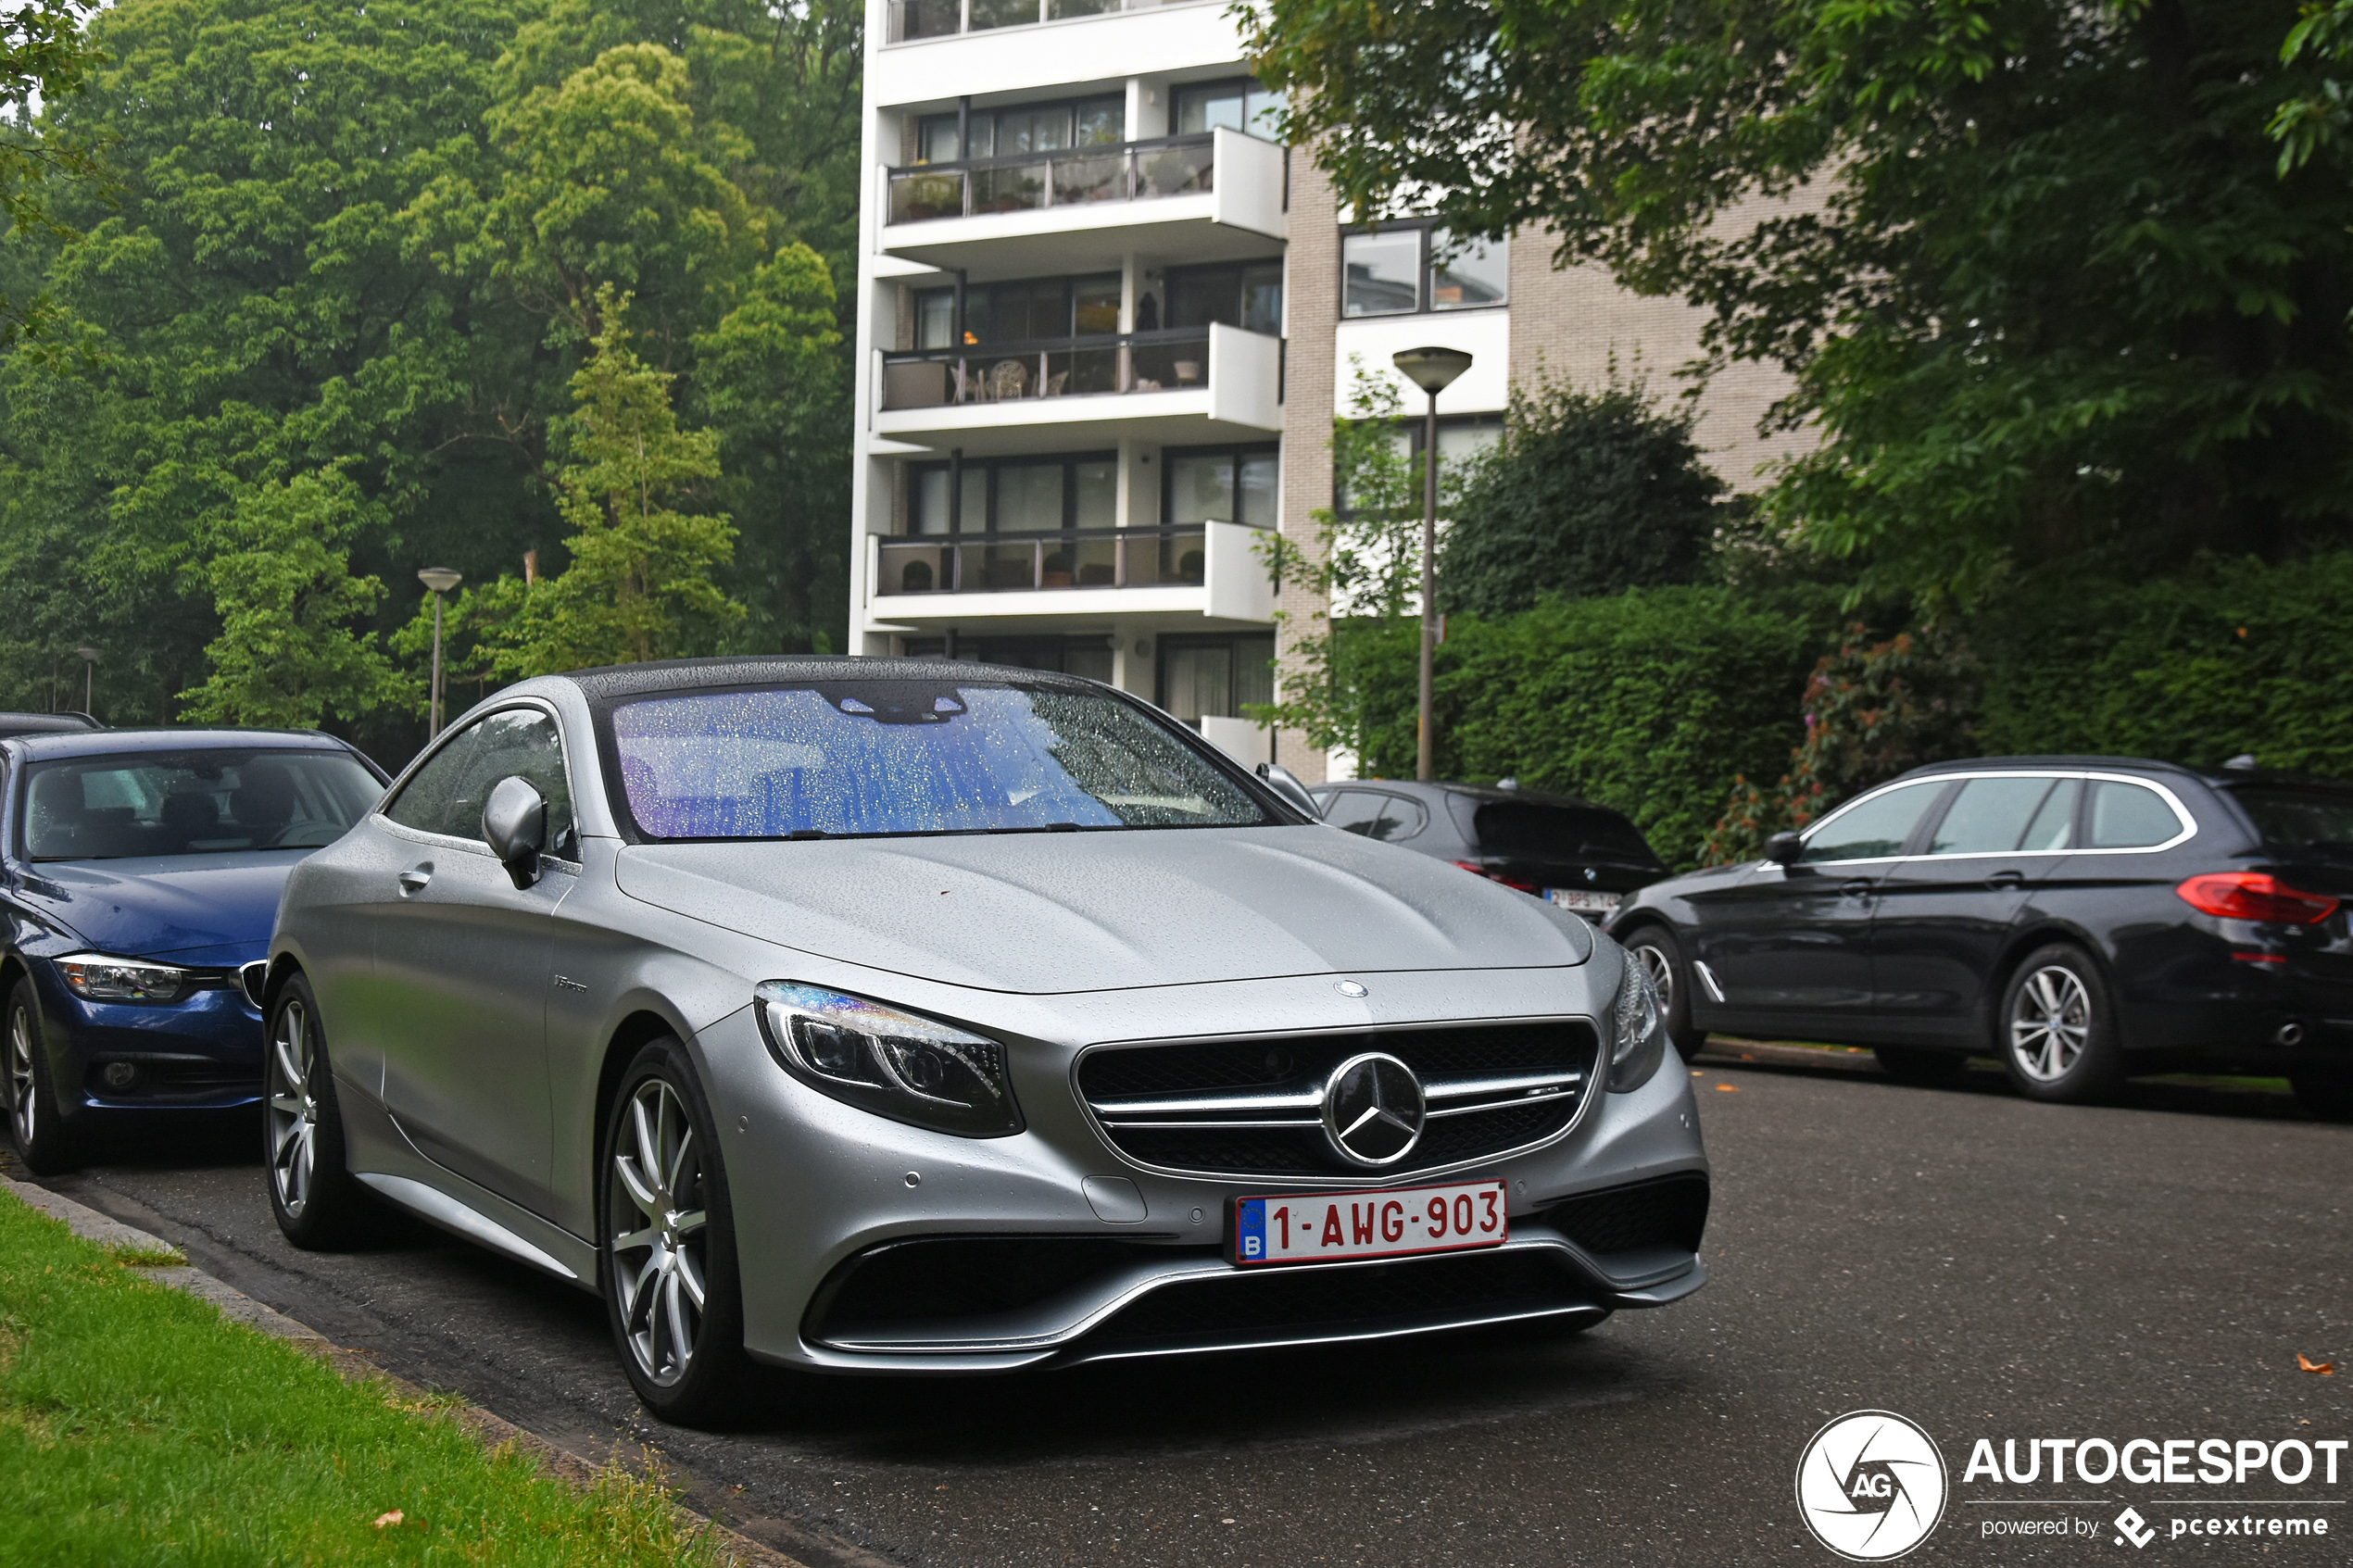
[1763, 831, 1804, 866]
[483, 774, 547, 889]
[1257, 762, 1320, 820]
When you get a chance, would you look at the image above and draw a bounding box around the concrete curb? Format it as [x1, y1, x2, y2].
[0, 1173, 805, 1568]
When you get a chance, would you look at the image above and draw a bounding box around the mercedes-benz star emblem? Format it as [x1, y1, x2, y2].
[1321, 1051, 1427, 1167]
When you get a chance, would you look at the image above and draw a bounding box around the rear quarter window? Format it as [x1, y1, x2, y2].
[2226, 785, 2353, 864]
[1470, 800, 1659, 866]
[2086, 780, 2186, 848]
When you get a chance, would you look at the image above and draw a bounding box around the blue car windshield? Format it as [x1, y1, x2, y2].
[608, 683, 1274, 839]
[24, 749, 384, 860]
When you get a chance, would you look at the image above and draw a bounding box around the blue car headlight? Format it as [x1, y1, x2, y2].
[1605, 948, 1668, 1094]
[57, 953, 192, 1004]
[753, 982, 1023, 1137]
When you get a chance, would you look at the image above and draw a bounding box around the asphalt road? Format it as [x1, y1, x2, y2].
[9, 1049, 2350, 1566]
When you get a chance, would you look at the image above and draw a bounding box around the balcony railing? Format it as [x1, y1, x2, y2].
[879, 526, 1215, 596]
[881, 328, 1240, 411]
[888, 0, 1193, 44]
[887, 134, 1214, 225]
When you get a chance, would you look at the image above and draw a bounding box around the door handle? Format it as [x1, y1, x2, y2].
[1985, 870, 2025, 890]
[1840, 879, 1875, 900]
[397, 863, 433, 896]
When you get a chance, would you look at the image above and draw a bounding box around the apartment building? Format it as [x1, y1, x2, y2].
[848, 0, 1801, 782]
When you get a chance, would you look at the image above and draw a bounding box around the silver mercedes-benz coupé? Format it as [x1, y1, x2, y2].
[261, 658, 1708, 1424]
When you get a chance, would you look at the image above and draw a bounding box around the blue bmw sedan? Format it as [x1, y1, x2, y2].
[3, 728, 386, 1172]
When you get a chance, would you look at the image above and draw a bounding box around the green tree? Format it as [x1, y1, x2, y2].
[1441, 373, 1725, 619]
[1244, 0, 2353, 606]
[473, 291, 743, 675]
[179, 470, 411, 727]
[0, 0, 109, 346]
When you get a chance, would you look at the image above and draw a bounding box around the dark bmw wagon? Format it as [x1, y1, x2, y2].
[1607, 756, 2353, 1114]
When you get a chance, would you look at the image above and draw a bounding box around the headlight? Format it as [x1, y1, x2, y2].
[1605, 947, 1667, 1094]
[57, 953, 192, 1004]
[752, 982, 1023, 1137]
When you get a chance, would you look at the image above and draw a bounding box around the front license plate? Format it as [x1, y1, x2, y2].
[1548, 889, 1621, 911]
[1234, 1180, 1508, 1266]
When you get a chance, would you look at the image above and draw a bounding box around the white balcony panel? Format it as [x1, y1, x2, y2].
[1203, 519, 1275, 622]
[865, 583, 1209, 624]
[879, 130, 1284, 275]
[1331, 310, 1514, 415]
[874, 1, 1239, 100]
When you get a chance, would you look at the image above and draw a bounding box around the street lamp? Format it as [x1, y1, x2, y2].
[417, 569, 463, 738]
[72, 646, 99, 717]
[1390, 346, 1474, 782]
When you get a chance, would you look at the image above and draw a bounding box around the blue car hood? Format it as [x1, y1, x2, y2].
[12, 851, 304, 965]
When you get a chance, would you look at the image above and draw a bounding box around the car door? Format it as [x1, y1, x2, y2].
[1868, 774, 2078, 1041]
[1684, 778, 1951, 1035]
[370, 707, 579, 1214]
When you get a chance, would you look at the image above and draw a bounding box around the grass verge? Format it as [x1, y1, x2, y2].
[0, 1188, 717, 1566]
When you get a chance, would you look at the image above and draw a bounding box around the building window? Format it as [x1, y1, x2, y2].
[1331, 415, 1504, 517]
[1341, 223, 1508, 317]
[1166, 261, 1284, 336]
[912, 272, 1122, 349]
[1158, 633, 1276, 723]
[1164, 444, 1278, 528]
[902, 634, 1114, 684]
[1173, 77, 1284, 141]
[916, 94, 1125, 165]
[908, 452, 1120, 535]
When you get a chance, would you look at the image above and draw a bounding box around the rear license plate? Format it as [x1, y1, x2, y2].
[1234, 1180, 1508, 1266]
[1548, 889, 1621, 911]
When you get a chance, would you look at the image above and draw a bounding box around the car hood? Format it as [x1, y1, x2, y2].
[9, 851, 302, 964]
[615, 826, 1594, 995]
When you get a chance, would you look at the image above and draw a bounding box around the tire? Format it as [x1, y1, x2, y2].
[1996, 944, 2124, 1104]
[264, 972, 372, 1248]
[1624, 927, 1708, 1060]
[2292, 1073, 2353, 1123]
[6, 976, 79, 1175]
[600, 1038, 754, 1426]
[1874, 1047, 1967, 1085]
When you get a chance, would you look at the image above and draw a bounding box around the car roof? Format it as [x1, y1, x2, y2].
[2, 727, 354, 762]
[1310, 777, 1628, 816]
[1883, 754, 2353, 793]
[554, 653, 1116, 703]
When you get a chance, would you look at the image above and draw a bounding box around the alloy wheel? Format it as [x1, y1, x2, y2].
[1634, 943, 1676, 1015]
[2009, 965, 2091, 1082]
[609, 1079, 709, 1387]
[267, 1000, 318, 1217]
[8, 1004, 35, 1148]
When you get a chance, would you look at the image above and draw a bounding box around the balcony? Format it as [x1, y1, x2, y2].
[887, 0, 1194, 44]
[874, 322, 1280, 452]
[869, 520, 1276, 624]
[877, 127, 1285, 274]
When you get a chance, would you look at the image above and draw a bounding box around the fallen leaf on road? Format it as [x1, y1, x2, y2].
[373, 1511, 404, 1528]
[2296, 1354, 2335, 1375]
[1715, 1084, 1740, 1093]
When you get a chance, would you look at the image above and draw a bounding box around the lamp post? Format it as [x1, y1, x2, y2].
[72, 646, 99, 717]
[416, 569, 463, 737]
[1390, 346, 1474, 782]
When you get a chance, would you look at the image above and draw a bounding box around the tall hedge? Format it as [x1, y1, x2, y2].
[1349, 584, 1836, 866]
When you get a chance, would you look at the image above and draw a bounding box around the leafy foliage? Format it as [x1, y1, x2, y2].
[1244, 0, 2353, 606]
[0, 0, 109, 347]
[1441, 374, 1724, 619]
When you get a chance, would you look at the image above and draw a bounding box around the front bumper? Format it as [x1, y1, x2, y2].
[29, 958, 266, 1116]
[689, 964, 1710, 1373]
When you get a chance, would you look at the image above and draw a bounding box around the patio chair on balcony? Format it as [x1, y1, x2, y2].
[989, 359, 1030, 401]
[900, 558, 936, 593]
[1041, 370, 1070, 396]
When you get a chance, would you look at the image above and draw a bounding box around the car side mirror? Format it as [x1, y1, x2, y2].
[483, 774, 547, 888]
[1256, 761, 1320, 820]
[1763, 831, 1804, 866]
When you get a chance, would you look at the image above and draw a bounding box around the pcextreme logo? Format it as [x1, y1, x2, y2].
[1796, 1410, 1950, 1562]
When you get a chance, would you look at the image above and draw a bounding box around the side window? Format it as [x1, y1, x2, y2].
[1370, 795, 1429, 842]
[2087, 780, 2183, 849]
[1318, 790, 1385, 836]
[1928, 776, 2059, 856]
[1800, 781, 1945, 864]
[383, 709, 577, 858]
[2020, 779, 2078, 851]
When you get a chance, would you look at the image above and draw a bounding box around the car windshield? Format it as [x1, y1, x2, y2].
[1469, 799, 1663, 867]
[608, 682, 1276, 839]
[23, 748, 383, 860]
[2229, 785, 2353, 864]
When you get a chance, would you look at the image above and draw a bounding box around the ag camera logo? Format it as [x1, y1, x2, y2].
[1796, 1410, 1949, 1561]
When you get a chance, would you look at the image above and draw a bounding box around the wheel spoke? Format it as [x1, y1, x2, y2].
[626, 1255, 663, 1335]
[613, 1155, 661, 1220]
[673, 1248, 707, 1310]
[662, 1270, 694, 1369]
[665, 1124, 695, 1196]
[610, 1224, 659, 1254]
[670, 1207, 706, 1238]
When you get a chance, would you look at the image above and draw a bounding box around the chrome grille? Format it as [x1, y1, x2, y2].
[1076, 1020, 1601, 1178]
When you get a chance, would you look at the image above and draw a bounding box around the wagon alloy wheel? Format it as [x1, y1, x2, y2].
[2009, 965, 2091, 1083]
[8, 1002, 35, 1149]
[266, 998, 318, 1218]
[609, 1078, 711, 1387]
[1634, 942, 1675, 1015]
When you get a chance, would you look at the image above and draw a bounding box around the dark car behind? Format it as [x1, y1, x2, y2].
[0, 712, 99, 740]
[1606, 755, 2353, 1114]
[1309, 779, 1669, 920]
